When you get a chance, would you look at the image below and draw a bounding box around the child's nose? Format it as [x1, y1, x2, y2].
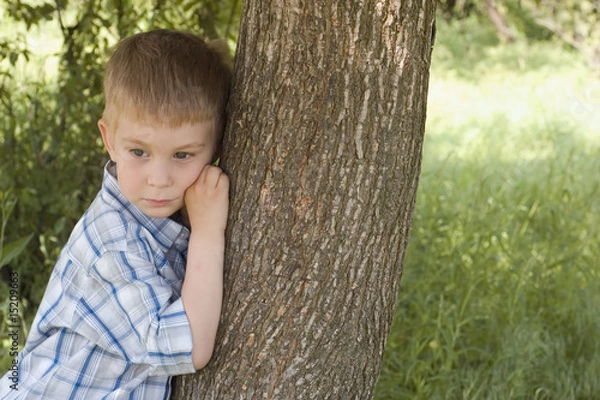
[147, 161, 173, 187]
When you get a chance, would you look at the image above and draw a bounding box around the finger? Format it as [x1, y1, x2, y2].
[204, 166, 227, 188]
[197, 164, 218, 184]
[216, 172, 229, 191]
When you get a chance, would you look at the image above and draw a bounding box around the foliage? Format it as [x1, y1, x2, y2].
[528, 0, 600, 72]
[375, 18, 600, 399]
[0, 0, 241, 370]
[436, 0, 478, 21]
[0, 192, 33, 269]
[436, 0, 600, 73]
[0, 191, 33, 372]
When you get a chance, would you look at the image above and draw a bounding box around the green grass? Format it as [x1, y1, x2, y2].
[374, 19, 600, 400]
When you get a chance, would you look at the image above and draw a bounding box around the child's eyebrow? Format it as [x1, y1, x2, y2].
[174, 142, 207, 151]
[120, 138, 207, 150]
[121, 138, 148, 147]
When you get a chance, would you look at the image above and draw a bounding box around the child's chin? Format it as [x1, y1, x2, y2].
[142, 207, 178, 219]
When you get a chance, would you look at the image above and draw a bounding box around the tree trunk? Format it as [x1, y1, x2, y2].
[484, 0, 515, 43]
[172, 0, 436, 398]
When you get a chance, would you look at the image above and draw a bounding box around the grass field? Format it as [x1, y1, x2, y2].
[374, 19, 600, 400]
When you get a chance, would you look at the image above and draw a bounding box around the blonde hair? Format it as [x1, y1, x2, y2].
[102, 29, 232, 138]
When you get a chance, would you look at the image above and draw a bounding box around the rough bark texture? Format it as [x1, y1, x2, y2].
[172, 0, 436, 398]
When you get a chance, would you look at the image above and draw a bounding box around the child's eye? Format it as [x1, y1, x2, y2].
[174, 152, 191, 160]
[131, 149, 147, 157]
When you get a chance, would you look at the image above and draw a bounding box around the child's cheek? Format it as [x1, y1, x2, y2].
[185, 169, 202, 190]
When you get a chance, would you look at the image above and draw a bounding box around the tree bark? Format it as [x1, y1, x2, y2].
[172, 0, 436, 398]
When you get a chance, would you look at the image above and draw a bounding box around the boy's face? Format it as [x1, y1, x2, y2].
[98, 114, 217, 219]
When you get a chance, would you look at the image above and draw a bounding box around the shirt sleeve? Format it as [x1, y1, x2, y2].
[71, 250, 196, 377]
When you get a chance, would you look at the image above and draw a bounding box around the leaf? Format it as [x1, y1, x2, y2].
[0, 234, 34, 268]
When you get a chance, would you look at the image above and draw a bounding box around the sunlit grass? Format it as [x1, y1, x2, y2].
[375, 20, 600, 400]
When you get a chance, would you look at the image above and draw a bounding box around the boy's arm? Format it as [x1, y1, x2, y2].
[181, 164, 229, 370]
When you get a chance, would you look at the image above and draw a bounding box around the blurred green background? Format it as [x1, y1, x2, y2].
[1, 1, 599, 398]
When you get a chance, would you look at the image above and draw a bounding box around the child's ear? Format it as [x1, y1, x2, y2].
[98, 119, 116, 161]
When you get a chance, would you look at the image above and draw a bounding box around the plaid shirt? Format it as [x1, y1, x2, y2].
[1, 162, 196, 399]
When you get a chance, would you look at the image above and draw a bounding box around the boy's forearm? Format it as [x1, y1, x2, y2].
[181, 231, 224, 370]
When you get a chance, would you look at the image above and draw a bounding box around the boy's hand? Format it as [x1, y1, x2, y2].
[182, 164, 228, 369]
[184, 164, 229, 233]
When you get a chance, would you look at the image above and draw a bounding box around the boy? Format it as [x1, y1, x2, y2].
[0, 29, 231, 399]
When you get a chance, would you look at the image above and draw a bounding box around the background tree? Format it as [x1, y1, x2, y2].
[530, 0, 600, 73]
[484, 0, 515, 42]
[171, 0, 437, 398]
[435, 0, 600, 72]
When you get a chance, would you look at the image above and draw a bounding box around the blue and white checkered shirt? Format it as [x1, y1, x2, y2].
[1, 162, 196, 399]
